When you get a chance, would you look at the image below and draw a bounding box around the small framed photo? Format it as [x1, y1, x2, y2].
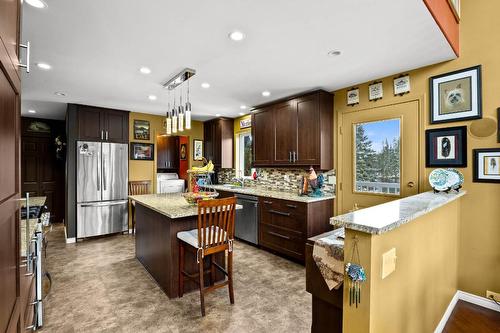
[130, 142, 154, 160]
[393, 75, 410, 96]
[425, 126, 467, 167]
[134, 120, 150, 140]
[368, 82, 383, 101]
[193, 139, 203, 161]
[180, 143, 187, 160]
[240, 117, 251, 129]
[473, 148, 500, 183]
[346, 88, 359, 106]
[430, 65, 482, 124]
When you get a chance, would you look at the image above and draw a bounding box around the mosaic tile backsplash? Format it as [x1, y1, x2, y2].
[218, 168, 336, 196]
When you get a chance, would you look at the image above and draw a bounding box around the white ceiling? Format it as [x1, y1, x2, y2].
[21, 0, 456, 120]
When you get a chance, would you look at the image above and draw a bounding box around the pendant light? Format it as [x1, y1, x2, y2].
[178, 83, 184, 132]
[185, 79, 192, 130]
[172, 89, 178, 134]
[166, 91, 172, 136]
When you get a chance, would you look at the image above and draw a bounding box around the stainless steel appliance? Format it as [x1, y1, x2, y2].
[76, 141, 128, 238]
[235, 194, 259, 245]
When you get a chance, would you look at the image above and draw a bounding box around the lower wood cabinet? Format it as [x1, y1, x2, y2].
[259, 197, 333, 262]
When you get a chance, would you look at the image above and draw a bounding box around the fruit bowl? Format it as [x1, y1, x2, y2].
[182, 191, 219, 205]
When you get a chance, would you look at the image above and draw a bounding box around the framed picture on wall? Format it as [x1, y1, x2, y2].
[393, 75, 410, 96]
[497, 108, 500, 143]
[473, 148, 500, 183]
[368, 82, 383, 101]
[134, 120, 150, 140]
[429, 65, 482, 124]
[130, 142, 154, 160]
[193, 139, 203, 161]
[425, 126, 467, 167]
[346, 87, 359, 106]
[180, 143, 187, 160]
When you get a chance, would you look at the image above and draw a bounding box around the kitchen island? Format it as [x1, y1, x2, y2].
[129, 193, 231, 298]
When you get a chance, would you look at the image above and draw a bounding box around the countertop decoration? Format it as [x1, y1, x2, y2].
[312, 227, 345, 290]
[345, 236, 366, 308]
[306, 167, 324, 197]
[429, 168, 463, 193]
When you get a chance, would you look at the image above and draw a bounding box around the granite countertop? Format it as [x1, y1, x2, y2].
[330, 191, 466, 235]
[20, 218, 41, 256]
[204, 185, 335, 203]
[129, 193, 242, 219]
[20, 196, 47, 208]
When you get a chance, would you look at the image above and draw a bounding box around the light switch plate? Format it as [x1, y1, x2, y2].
[382, 248, 397, 279]
[328, 175, 336, 185]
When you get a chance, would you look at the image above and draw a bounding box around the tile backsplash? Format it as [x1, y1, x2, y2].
[218, 168, 336, 196]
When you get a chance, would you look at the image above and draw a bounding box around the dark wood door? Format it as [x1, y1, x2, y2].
[273, 100, 297, 165]
[203, 120, 215, 163]
[296, 94, 320, 166]
[252, 106, 275, 166]
[77, 106, 104, 141]
[104, 109, 128, 143]
[0, 47, 21, 333]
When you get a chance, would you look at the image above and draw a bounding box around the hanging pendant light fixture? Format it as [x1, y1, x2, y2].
[178, 83, 184, 132]
[185, 79, 192, 130]
[172, 89, 178, 134]
[166, 90, 172, 136]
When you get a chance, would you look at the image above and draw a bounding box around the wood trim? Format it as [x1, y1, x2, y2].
[423, 0, 460, 56]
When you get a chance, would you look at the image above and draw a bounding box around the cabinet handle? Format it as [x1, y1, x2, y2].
[286, 204, 297, 209]
[263, 200, 273, 205]
[105, 131, 108, 140]
[289, 151, 292, 162]
[101, 130, 104, 140]
[293, 151, 297, 162]
[267, 231, 291, 240]
[268, 209, 291, 217]
[19, 41, 30, 73]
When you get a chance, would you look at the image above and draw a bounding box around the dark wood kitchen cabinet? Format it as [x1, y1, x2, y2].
[76, 104, 129, 143]
[203, 118, 233, 169]
[251, 90, 333, 170]
[157, 135, 179, 170]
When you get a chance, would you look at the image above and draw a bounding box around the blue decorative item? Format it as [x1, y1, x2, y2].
[307, 167, 325, 197]
[345, 237, 366, 308]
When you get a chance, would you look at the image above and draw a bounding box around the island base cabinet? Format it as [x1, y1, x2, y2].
[135, 203, 225, 298]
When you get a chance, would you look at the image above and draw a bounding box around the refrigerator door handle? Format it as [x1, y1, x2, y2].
[80, 200, 128, 208]
[103, 153, 107, 191]
[96, 150, 101, 191]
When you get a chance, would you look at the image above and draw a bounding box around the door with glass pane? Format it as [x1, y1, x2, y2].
[339, 100, 419, 214]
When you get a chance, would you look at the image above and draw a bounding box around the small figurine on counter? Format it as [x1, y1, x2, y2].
[307, 167, 324, 197]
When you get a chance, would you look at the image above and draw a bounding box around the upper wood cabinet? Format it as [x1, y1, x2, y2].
[251, 90, 333, 170]
[75, 104, 129, 143]
[203, 118, 233, 169]
[0, 0, 21, 91]
[157, 135, 179, 170]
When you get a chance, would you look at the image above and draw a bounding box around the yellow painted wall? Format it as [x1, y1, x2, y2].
[343, 198, 461, 333]
[128, 112, 204, 193]
[333, 0, 500, 298]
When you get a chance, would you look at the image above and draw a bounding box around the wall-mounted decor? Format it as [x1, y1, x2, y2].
[240, 118, 251, 129]
[393, 75, 410, 96]
[134, 120, 150, 140]
[27, 120, 51, 133]
[180, 143, 187, 160]
[430, 65, 482, 124]
[368, 82, 383, 101]
[448, 0, 460, 21]
[193, 139, 203, 161]
[497, 108, 500, 143]
[346, 88, 359, 106]
[473, 148, 500, 183]
[130, 142, 154, 160]
[425, 126, 467, 167]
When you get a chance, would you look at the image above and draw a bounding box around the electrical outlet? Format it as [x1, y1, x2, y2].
[284, 175, 290, 182]
[486, 290, 500, 302]
[381, 248, 397, 279]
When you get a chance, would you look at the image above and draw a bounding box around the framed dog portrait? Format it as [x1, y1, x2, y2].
[426, 126, 467, 167]
[429, 65, 482, 124]
[473, 148, 500, 183]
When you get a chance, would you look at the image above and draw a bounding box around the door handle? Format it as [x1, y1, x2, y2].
[407, 181, 415, 188]
[103, 155, 107, 191]
[97, 151, 101, 191]
[19, 41, 30, 73]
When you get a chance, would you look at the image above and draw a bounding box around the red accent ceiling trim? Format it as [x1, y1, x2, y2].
[423, 0, 460, 56]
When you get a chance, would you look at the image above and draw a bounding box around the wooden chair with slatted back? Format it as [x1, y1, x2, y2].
[177, 197, 237, 316]
[128, 180, 152, 234]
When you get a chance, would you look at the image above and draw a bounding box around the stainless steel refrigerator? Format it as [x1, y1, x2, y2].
[76, 141, 128, 238]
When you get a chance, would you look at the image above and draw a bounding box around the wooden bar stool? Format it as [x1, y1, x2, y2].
[128, 180, 151, 234]
[177, 197, 236, 316]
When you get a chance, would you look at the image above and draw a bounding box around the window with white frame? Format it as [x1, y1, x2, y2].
[237, 132, 253, 177]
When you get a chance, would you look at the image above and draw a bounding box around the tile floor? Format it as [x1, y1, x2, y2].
[40, 224, 311, 333]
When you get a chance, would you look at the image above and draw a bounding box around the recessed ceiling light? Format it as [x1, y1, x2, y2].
[25, 0, 47, 9]
[240, 105, 247, 110]
[28, 109, 36, 114]
[148, 95, 157, 101]
[239, 112, 245, 116]
[54, 92, 66, 97]
[229, 30, 245, 41]
[201, 82, 210, 89]
[215, 113, 221, 117]
[139, 67, 151, 74]
[262, 91, 271, 97]
[36, 62, 51, 70]
[327, 50, 342, 57]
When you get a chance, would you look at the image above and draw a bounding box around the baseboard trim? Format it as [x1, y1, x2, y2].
[434, 290, 500, 333]
[64, 225, 76, 243]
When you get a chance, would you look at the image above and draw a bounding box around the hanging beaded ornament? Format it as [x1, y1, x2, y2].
[345, 237, 366, 308]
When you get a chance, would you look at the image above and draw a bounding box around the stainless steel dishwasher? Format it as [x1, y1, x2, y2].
[235, 194, 259, 245]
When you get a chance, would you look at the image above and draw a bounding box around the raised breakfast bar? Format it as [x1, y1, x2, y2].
[129, 193, 234, 298]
